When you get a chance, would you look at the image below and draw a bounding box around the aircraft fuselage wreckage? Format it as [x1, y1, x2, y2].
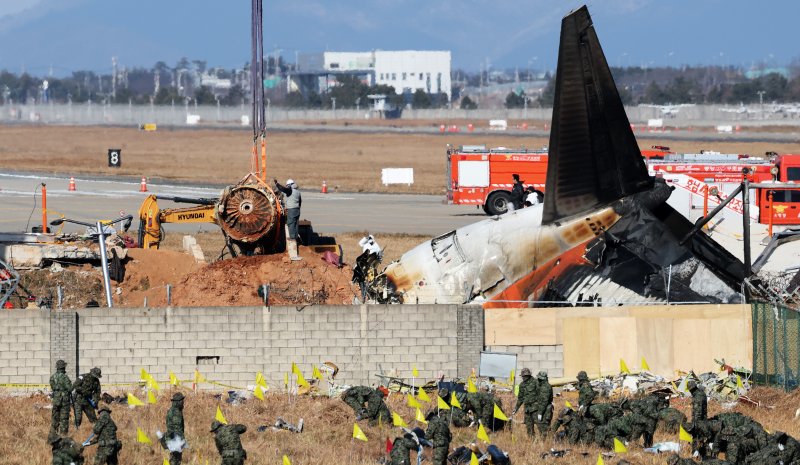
[357, 5, 750, 307]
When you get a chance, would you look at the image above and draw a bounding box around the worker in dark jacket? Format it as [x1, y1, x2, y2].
[509, 174, 525, 211]
[274, 178, 303, 261]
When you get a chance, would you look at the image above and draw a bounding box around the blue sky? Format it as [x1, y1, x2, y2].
[0, 0, 797, 76]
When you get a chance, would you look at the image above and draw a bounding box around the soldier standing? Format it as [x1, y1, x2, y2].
[161, 392, 186, 465]
[73, 367, 102, 427]
[426, 411, 452, 465]
[50, 359, 72, 435]
[533, 371, 554, 435]
[513, 368, 538, 437]
[211, 420, 247, 465]
[86, 406, 120, 465]
[576, 371, 595, 414]
[689, 380, 707, 424]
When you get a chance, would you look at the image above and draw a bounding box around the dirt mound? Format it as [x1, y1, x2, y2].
[118, 248, 203, 307]
[171, 246, 359, 306]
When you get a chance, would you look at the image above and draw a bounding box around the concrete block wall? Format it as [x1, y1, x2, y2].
[0, 309, 51, 385]
[486, 344, 564, 379]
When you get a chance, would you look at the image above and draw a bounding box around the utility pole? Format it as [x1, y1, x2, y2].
[111, 56, 118, 99]
[757, 90, 766, 119]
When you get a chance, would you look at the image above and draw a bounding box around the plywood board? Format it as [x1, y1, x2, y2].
[708, 318, 752, 371]
[636, 318, 674, 377]
[563, 318, 600, 378]
[484, 308, 557, 345]
[672, 319, 711, 373]
[598, 318, 638, 375]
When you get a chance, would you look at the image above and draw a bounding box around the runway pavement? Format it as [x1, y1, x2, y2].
[0, 172, 484, 237]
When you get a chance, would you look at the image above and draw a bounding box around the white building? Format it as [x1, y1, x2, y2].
[298, 50, 452, 101]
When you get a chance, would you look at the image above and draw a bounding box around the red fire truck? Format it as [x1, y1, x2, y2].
[446, 145, 800, 224]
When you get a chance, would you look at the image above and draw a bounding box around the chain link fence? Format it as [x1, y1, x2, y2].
[752, 301, 800, 390]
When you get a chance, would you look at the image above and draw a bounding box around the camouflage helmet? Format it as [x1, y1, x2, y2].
[439, 387, 450, 400]
[520, 368, 532, 378]
[537, 370, 548, 379]
[687, 380, 697, 392]
[97, 405, 111, 414]
[171, 392, 185, 402]
[56, 360, 67, 369]
[577, 370, 588, 381]
[90, 367, 102, 378]
[210, 420, 224, 432]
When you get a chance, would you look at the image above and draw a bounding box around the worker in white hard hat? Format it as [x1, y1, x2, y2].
[273, 178, 303, 261]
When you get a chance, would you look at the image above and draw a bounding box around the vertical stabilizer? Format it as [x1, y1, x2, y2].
[542, 5, 652, 225]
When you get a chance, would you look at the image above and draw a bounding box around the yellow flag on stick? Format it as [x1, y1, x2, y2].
[169, 371, 179, 386]
[147, 390, 157, 404]
[619, 359, 631, 375]
[477, 423, 490, 443]
[679, 424, 693, 442]
[565, 400, 574, 409]
[470, 452, 479, 465]
[253, 385, 264, 401]
[353, 423, 368, 442]
[215, 406, 228, 425]
[194, 370, 205, 384]
[283, 455, 292, 465]
[613, 438, 628, 453]
[417, 388, 430, 403]
[291, 362, 302, 376]
[312, 365, 323, 381]
[127, 393, 145, 407]
[467, 377, 478, 393]
[255, 372, 267, 388]
[493, 403, 508, 421]
[737, 375, 744, 389]
[136, 427, 151, 444]
[141, 368, 152, 383]
[284, 373, 289, 389]
[392, 412, 408, 427]
[450, 392, 462, 409]
[415, 407, 428, 424]
[641, 357, 651, 372]
[412, 365, 419, 378]
[437, 396, 451, 410]
[596, 454, 605, 465]
[509, 369, 515, 386]
[292, 363, 310, 387]
[407, 394, 421, 409]
[163, 459, 169, 465]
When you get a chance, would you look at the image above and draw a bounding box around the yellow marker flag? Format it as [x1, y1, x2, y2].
[470, 452, 479, 465]
[141, 368, 152, 383]
[450, 392, 462, 409]
[412, 365, 419, 377]
[737, 375, 744, 389]
[415, 407, 428, 425]
[467, 377, 478, 393]
[437, 396, 451, 410]
[407, 394, 421, 409]
[136, 427, 151, 444]
[417, 388, 430, 403]
[509, 369, 515, 386]
[493, 403, 508, 421]
[284, 373, 289, 389]
[565, 400, 574, 409]
[194, 370, 205, 384]
[477, 423, 490, 443]
[392, 412, 408, 427]
[127, 393, 145, 407]
[255, 372, 267, 388]
[596, 454, 605, 465]
[291, 363, 310, 387]
[163, 459, 169, 465]
[312, 365, 323, 381]
[169, 371, 179, 386]
[147, 390, 157, 404]
[253, 385, 264, 401]
[613, 438, 628, 453]
[619, 359, 631, 374]
[353, 423, 368, 442]
[282, 455, 291, 465]
[679, 424, 693, 442]
[514, 384, 519, 396]
[291, 362, 302, 376]
[215, 406, 228, 425]
[641, 357, 651, 372]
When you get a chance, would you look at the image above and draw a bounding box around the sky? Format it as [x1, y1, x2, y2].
[0, 0, 798, 76]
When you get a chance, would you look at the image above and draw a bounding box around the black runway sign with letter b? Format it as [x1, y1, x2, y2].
[108, 149, 122, 167]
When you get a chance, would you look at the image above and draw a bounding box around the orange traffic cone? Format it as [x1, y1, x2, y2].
[139, 177, 148, 192]
[321, 180, 328, 194]
[68, 177, 76, 191]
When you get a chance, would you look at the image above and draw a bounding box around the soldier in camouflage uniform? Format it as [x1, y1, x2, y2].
[50, 360, 72, 435]
[594, 414, 632, 449]
[341, 385, 374, 416]
[443, 389, 470, 428]
[361, 386, 391, 426]
[513, 368, 538, 437]
[688, 380, 707, 424]
[161, 392, 186, 465]
[666, 453, 707, 465]
[586, 399, 626, 428]
[532, 370, 553, 435]
[425, 411, 452, 465]
[50, 430, 85, 465]
[707, 412, 762, 460]
[73, 367, 102, 427]
[576, 371, 595, 414]
[627, 395, 664, 447]
[658, 406, 687, 434]
[744, 431, 800, 465]
[552, 407, 591, 445]
[388, 432, 422, 465]
[87, 406, 121, 465]
[466, 391, 504, 431]
[211, 420, 247, 465]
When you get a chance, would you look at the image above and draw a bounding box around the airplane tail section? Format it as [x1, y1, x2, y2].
[542, 5, 652, 225]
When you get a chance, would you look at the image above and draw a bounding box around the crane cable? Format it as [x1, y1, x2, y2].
[251, 0, 267, 179]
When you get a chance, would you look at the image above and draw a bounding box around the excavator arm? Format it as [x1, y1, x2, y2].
[138, 195, 218, 249]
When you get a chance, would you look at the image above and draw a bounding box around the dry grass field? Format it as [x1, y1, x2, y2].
[1, 125, 797, 195]
[4, 386, 799, 465]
